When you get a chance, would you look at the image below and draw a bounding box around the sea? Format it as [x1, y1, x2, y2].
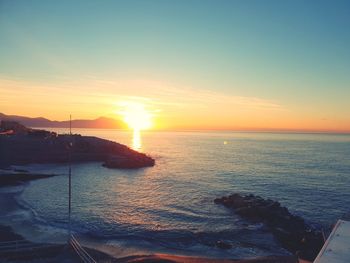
[2, 129, 350, 258]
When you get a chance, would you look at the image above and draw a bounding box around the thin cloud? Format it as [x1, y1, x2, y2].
[0, 76, 284, 120]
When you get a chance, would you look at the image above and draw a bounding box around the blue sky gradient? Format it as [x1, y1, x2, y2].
[1, 0, 349, 131]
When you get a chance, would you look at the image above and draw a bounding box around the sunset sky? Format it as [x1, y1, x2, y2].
[1, 0, 349, 132]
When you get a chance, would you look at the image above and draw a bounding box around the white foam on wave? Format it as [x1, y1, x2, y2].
[0, 184, 68, 245]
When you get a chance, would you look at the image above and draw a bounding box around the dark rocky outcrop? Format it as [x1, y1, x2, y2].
[0, 172, 59, 186]
[0, 122, 155, 169]
[103, 153, 155, 169]
[214, 193, 323, 261]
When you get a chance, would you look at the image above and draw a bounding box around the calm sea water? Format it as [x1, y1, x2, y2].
[16, 129, 350, 258]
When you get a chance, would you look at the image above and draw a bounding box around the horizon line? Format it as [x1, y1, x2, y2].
[1, 112, 349, 135]
[32, 126, 350, 135]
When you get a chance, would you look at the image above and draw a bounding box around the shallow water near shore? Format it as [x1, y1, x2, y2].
[3, 129, 350, 258]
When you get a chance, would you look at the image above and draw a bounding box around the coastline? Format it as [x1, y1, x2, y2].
[0, 182, 68, 244]
[0, 122, 155, 169]
[0, 225, 297, 263]
[0, 181, 297, 262]
[0, 184, 115, 262]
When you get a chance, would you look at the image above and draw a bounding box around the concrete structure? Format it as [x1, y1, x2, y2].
[314, 220, 350, 263]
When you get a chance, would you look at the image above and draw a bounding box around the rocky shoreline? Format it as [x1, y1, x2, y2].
[0, 121, 155, 169]
[214, 193, 324, 261]
[0, 189, 297, 263]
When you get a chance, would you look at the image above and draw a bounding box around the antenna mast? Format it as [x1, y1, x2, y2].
[68, 114, 72, 238]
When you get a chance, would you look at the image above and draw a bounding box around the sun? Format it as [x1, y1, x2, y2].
[119, 102, 152, 131]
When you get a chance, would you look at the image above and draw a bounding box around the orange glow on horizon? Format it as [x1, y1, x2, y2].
[1, 78, 349, 134]
[118, 101, 153, 131]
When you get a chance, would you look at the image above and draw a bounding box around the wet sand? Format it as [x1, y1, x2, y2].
[0, 222, 297, 263]
[115, 254, 297, 263]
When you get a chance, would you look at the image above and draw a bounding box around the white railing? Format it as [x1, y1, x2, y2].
[70, 234, 96, 263]
[0, 235, 97, 262]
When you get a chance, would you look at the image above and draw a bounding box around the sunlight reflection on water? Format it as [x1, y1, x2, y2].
[18, 130, 350, 258]
[132, 129, 142, 150]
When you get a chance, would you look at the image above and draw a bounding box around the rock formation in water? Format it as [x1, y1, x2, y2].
[214, 193, 324, 261]
[0, 121, 155, 169]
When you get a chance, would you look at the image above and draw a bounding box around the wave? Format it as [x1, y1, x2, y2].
[0, 182, 291, 259]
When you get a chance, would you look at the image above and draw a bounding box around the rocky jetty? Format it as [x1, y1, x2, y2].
[214, 193, 324, 261]
[0, 121, 155, 169]
[103, 153, 155, 169]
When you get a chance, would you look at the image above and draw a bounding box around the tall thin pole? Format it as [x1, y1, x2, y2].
[68, 114, 72, 238]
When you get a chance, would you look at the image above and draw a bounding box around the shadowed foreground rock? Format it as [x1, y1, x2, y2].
[214, 193, 323, 261]
[0, 121, 155, 169]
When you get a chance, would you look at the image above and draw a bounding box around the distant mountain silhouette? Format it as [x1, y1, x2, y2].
[0, 113, 126, 129]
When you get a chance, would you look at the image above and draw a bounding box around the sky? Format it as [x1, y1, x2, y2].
[0, 0, 349, 132]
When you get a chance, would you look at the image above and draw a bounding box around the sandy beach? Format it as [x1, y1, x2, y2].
[0, 182, 297, 262]
[0, 223, 297, 262]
